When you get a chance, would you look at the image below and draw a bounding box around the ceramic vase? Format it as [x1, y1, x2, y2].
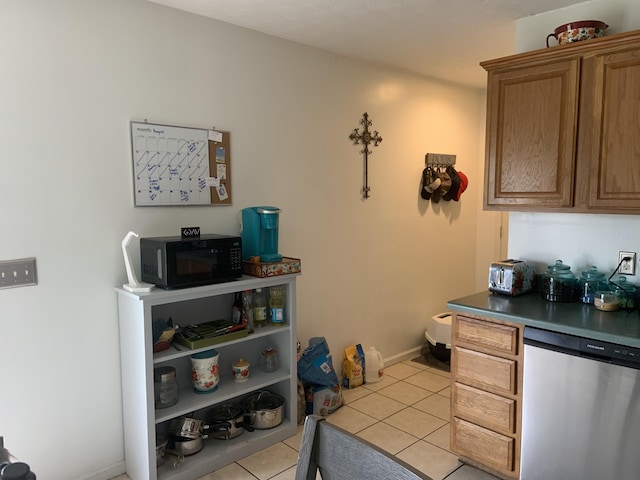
[190, 349, 220, 393]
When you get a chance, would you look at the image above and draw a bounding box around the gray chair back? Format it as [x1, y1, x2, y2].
[295, 415, 434, 480]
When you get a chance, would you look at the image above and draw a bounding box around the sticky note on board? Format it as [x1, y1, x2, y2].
[217, 164, 227, 180]
[215, 146, 226, 163]
[217, 184, 229, 201]
[205, 177, 220, 187]
[208, 130, 223, 142]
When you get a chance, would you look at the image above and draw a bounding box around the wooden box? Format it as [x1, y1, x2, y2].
[242, 257, 301, 278]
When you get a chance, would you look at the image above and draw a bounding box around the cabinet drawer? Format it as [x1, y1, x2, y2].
[452, 417, 515, 472]
[455, 316, 518, 354]
[453, 347, 516, 395]
[453, 382, 515, 434]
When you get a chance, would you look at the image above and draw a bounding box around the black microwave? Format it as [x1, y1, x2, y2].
[140, 234, 242, 289]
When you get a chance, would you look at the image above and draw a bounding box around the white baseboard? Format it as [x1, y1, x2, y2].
[383, 345, 423, 366]
[80, 461, 126, 480]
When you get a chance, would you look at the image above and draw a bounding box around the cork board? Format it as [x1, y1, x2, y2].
[130, 121, 232, 206]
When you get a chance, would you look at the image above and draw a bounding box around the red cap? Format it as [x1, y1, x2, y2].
[454, 171, 468, 201]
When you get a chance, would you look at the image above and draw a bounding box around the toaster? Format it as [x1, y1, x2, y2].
[489, 259, 535, 296]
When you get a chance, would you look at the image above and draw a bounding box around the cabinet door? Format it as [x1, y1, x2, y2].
[581, 47, 640, 210]
[484, 58, 580, 209]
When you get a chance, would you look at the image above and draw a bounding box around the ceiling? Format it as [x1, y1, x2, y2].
[147, 0, 585, 89]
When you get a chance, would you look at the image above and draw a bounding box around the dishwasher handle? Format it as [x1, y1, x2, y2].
[524, 327, 580, 351]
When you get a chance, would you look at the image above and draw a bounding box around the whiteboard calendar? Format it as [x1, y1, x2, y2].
[130, 121, 232, 206]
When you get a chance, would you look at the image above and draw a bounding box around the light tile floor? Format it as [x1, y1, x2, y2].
[113, 358, 499, 480]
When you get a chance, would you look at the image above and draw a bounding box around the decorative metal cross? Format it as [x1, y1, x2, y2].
[349, 112, 383, 199]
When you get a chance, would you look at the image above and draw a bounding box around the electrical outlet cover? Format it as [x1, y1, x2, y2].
[618, 251, 637, 275]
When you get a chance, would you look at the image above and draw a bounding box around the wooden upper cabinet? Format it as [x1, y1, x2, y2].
[581, 47, 640, 210]
[482, 29, 640, 214]
[484, 58, 580, 209]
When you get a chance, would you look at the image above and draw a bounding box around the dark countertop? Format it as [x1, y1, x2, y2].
[447, 291, 640, 348]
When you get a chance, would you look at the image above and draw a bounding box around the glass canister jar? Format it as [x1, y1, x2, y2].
[542, 260, 578, 302]
[612, 276, 638, 310]
[261, 347, 279, 373]
[578, 266, 608, 304]
[154, 366, 179, 409]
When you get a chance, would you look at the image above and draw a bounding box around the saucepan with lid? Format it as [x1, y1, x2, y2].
[205, 403, 254, 439]
[169, 416, 234, 442]
[168, 429, 232, 456]
[242, 390, 285, 429]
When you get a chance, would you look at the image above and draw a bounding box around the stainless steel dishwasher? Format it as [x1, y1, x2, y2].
[521, 326, 640, 480]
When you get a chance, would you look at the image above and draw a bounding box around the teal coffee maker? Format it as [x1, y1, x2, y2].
[241, 206, 283, 262]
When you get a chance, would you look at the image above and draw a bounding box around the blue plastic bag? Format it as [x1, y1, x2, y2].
[297, 337, 339, 389]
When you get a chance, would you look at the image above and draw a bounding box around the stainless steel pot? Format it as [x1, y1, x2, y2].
[205, 403, 254, 439]
[170, 417, 204, 439]
[170, 416, 230, 439]
[169, 430, 230, 456]
[242, 391, 285, 429]
[169, 435, 203, 456]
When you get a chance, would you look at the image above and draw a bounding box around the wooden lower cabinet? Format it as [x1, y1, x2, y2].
[454, 347, 516, 395]
[452, 418, 515, 472]
[453, 383, 515, 434]
[450, 314, 523, 479]
[455, 316, 518, 354]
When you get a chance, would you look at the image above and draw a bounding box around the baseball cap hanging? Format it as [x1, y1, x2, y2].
[431, 168, 452, 203]
[454, 171, 469, 201]
[442, 166, 461, 201]
[421, 167, 441, 200]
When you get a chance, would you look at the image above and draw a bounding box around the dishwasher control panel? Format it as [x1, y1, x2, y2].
[579, 339, 640, 363]
[524, 327, 640, 368]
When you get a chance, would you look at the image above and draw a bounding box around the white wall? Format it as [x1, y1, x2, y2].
[509, 0, 640, 277]
[474, 90, 509, 287]
[0, 1, 492, 478]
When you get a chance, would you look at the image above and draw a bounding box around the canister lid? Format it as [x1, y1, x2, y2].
[614, 276, 637, 292]
[546, 260, 575, 278]
[154, 366, 176, 383]
[548, 259, 571, 272]
[580, 266, 605, 280]
[233, 358, 249, 368]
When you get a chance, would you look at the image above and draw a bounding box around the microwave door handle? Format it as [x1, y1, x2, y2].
[157, 248, 163, 279]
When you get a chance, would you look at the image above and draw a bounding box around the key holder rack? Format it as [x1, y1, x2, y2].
[425, 153, 456, 168]
[420, 153, 467, 203]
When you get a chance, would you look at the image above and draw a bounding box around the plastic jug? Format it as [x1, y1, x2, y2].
[366, 347, 384, 383]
